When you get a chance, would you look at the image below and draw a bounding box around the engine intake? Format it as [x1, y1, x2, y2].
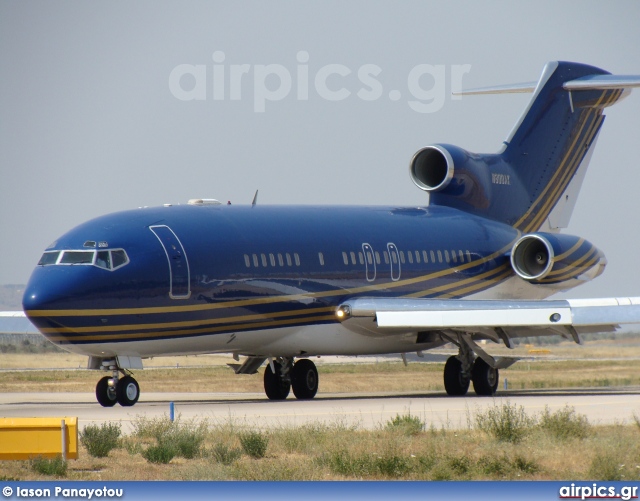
[510, 232, 605, 285]
[410, 145, 455, 192]
[510, 234, 553, 280]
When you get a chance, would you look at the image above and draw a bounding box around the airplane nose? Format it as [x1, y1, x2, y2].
[22, 268, 68, 313]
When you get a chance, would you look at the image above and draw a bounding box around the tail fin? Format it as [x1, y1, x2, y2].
[430, 61, 640, 232]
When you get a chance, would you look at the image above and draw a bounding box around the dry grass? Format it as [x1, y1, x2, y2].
[2, 357, 640, 394]
[3, 336, 640, 394]
[1, 415, 639, 481]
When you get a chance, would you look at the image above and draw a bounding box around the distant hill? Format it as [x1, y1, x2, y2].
[0, 284, 25, 310]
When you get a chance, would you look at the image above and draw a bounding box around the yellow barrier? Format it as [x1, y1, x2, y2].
[0, 417, 78, 460]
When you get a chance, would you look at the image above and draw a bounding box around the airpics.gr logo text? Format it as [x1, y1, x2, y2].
[169, 51, 471, 113]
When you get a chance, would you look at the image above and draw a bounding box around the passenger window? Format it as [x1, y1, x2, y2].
[252, 254, 259, 267]
[318, 252, 325, 266]
[244, 254, 250, 268]
[358, 252, 364, 265]
[38, 251, 60, 266]
[342, 252, 348, 265]
[437, 250, 442, 263]
[375, 251, 381, 265]
[96, 251, 112, 270]
[415, 251, 420, 263]
[294, 253, 300, 266]
[423, 250, 429, 263]
[407, 252, 413, 264]
[399, 251, 405, 264]
[444, 250, 450, 263]
[269, 253, 276, 267]
[391, 252, 397, 264]
[451, 250, 457, 263]
[384, 251, 390, 264]
[261, 254, 267, 267]
[286, 253, 292, 266]
[278, 253, 284, 266]
[466, 250, 471, 262]
[350, 252, 356, 265]
[459, 250, 464, 262]
[111, 250, 129, 269]
[366, 252, 373, 265]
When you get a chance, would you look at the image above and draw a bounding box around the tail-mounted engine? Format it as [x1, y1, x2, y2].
[510, 232, 606, 285]
[409, 144, 509, 216]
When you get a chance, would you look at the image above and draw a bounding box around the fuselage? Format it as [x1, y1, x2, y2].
[22, 203, 536, 358]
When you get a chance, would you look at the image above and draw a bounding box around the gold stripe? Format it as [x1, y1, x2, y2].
[540, 252, 600, 283]
[441, 267, 514, 298]
[40, 306, 336, 334]
[27, 240, 517, 318]
[524, 110, 607, 232]
[553, 238, 584, 261]
[546, 246, 596, 277]
[46, 314, 337, 343]
[406, 262, 510, 298]
[513, 106, 598, 230]
[524, 89, 621, 232]
[514, 89, 615, 232]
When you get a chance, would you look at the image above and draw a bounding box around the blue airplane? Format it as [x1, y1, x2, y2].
[22, 61, 640, 407]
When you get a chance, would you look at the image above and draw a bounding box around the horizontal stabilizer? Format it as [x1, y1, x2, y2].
[452, 81, 537, 96]
[563, 74, 640, 91]
[454, 74, 640, 96]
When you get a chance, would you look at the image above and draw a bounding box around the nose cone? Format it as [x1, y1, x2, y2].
[22, 266, 70, 313]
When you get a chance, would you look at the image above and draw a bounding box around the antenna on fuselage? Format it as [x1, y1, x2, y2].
[251, 190, 259, 207]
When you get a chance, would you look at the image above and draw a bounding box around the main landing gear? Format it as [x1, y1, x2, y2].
[443, 342, 499, 397]
[263, 358, 319, 400]
[95, 366, 140, 407]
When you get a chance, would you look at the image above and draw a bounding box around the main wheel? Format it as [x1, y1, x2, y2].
[116, 375, 140, 406]
[96, 376, 117, 407]
[471, 358, 499, 396]
[291, 359, 318, 400]
[443, 356, 470, 396]
[263, 362, 290, 400]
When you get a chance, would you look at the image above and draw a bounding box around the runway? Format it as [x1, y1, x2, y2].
[2, 388, 639, 432]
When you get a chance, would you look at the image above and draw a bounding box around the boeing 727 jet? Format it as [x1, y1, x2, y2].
[22, 61, 640, 407]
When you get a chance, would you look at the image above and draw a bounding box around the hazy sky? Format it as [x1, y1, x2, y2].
[1, 1, 639, 300]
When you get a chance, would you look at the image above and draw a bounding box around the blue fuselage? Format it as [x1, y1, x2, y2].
[23, 203, 520, 356]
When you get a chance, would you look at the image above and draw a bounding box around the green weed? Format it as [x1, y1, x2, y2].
[475, 401, 535, 443]
[30, 455, 68, 476]
[239, 431, 269, 459]
[80, 422, 122, 458]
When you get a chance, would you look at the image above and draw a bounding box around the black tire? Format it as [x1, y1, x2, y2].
[96, 376, 117, 407]
[291, 359, 319, 400]
[116, 375, 140, 406]
[471, 357, 499, 396]
[443, 356, 470, 396]
[263, 362, 290, 400]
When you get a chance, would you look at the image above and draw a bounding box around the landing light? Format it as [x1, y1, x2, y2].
[336, 305, 351, 319]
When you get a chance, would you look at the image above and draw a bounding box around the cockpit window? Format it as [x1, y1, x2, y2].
[38, 251, 60, 266]
[37, 248, 130, 271]
[95, 250, 111, 270]
[111, 250, 129, 269]
[60, 251, 95, 264]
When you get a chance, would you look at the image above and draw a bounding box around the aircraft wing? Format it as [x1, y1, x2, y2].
[338, 296, 640, 346]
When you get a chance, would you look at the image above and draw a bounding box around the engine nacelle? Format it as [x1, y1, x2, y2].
[510, 232, 606, 285]
[409, 143, 504, 216]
